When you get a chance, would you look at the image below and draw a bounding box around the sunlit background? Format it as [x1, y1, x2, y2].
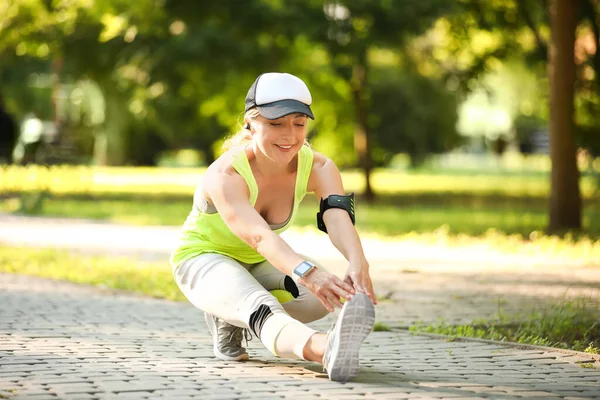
[1, 0, 600, 363]
[1, 0, 599, 240]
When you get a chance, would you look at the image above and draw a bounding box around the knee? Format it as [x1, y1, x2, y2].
[247, 293, 286, 337]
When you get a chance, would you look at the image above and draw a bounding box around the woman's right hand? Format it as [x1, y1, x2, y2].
[300, 268, 355, 312]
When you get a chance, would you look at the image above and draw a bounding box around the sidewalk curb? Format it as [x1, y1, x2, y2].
[400, 329, 600, 363]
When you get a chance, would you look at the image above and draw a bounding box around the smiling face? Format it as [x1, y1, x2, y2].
[248, 113, 308, 164]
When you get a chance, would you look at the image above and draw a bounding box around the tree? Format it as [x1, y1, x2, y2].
[0, 0, 168, 165]
[548, 0, 582, 231]
[151, 0, 331, 163]
[313, 1, 457, 200]
[429, 0, 599, 233]
[369, 67, 461, 167]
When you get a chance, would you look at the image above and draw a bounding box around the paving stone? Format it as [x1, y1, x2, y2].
[94, 381, 169, 393]
[203, 395, 251, 400]
[3, 270, 600, 399]
[152, 397, 196, 400]
[576, 391, 600, 397]
[440, 398, 488, 400]
[109, 392, 156, 399]
[563, 398, 595, 400]
[511, 391, 563, 397]
[46, 383, 99, 394]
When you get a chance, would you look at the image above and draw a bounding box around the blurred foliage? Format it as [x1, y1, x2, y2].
[369, 66, 461, 167]
[444, 0, 600, 159]
[0, 0, 486, 170]
[0, 0, 599, 215]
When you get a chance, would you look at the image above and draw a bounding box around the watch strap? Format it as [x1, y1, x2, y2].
[292, 261, 316, 284]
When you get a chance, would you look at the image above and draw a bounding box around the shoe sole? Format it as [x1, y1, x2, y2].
[204, 313, 249, 362]
[327, 292, 375, 382]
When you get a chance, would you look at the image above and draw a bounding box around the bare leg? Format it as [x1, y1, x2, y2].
[302, 333, 326, 364]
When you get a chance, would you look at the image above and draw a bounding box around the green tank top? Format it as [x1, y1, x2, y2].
[170, 145, 314, 267]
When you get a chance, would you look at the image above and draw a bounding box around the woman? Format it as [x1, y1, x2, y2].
[170, 72, 377, 382]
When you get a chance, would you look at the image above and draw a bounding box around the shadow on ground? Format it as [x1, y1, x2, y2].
[1, 274, 600, 399]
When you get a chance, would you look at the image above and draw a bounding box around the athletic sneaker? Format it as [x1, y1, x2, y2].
[322, 292, 375, 382]
[204, 313, 250, 361]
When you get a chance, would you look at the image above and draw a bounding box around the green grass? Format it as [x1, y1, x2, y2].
[2, 192, 600, 239]
[373, 322, 392, 332]
[0, 246, 185, 301]
[2, 166, 600, 239]
[409, 298, 600, 352]
[5, 164, 599, 196]
[2, 167, 600, 263]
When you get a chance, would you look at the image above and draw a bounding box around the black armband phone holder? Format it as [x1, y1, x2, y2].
[316, 193, 355, 234]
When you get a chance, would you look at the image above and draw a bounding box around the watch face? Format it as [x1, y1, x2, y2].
[295, 262, 313, 275]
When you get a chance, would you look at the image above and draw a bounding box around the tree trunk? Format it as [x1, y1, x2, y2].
[548, 0, 582, 232]
[95, 78, 130, 166]
[351, 52, 374, 201]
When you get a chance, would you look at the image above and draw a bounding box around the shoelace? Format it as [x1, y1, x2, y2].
[242, 329, 253, 347]
[221, 324, 253, 348]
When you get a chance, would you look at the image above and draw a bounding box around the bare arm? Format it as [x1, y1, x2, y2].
[308, 153, 377, 304]
[205, 169, 304, 276]
[205, 162, 355, 311]
[309, 155, 367, 265]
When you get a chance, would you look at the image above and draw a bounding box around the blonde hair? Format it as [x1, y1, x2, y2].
[222, 108, 311, 150]
[222, 109, 260, 150]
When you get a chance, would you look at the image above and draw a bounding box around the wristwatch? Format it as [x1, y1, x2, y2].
[292, 261, 316, 284]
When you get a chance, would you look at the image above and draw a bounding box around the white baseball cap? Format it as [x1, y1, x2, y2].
[245, 72, 314, 120]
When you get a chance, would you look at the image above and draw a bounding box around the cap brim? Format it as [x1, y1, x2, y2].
[257, 99, 314, 120]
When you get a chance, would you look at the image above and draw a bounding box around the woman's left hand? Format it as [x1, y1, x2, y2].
[344, 260, 377, 305]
